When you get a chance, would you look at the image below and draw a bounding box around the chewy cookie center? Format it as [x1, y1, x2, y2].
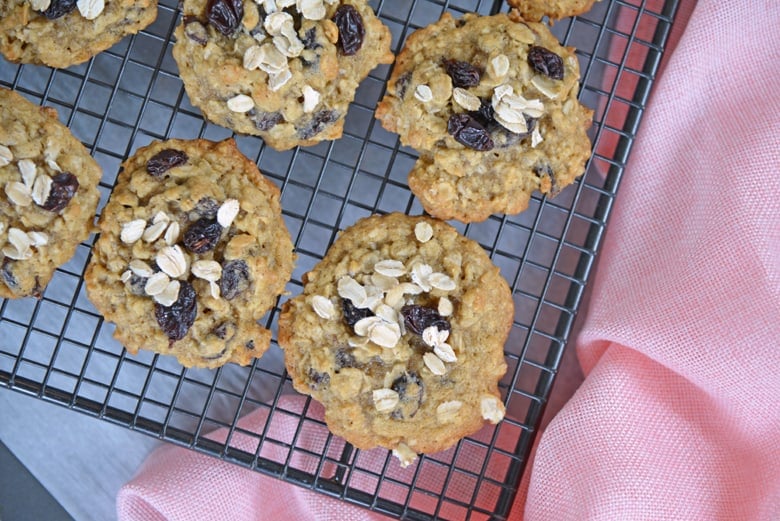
[308, 221, 462, 416]
[118, 148, 251, 342]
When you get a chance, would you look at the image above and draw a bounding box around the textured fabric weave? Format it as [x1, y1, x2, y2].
[526, 1, 780, 519]
[117, 1, 780, 519]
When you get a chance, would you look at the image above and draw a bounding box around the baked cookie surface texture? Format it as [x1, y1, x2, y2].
[172, 0, 394, 151]
[85, 138, 294, 368]
[0, 0, 158, 68]
[376, 12, 593, 222]
[279, 213, 512, 466]
[0, 87, 101, 299]
[508, 0, 601, 22]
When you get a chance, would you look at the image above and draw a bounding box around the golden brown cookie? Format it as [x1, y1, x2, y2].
[279, 213, 512, 466]
[508, 0, 601, 22]
[0, 0, 157, 68]
[85, 138, 294, 368]
[172, 0, 393, 151]
[375, 12, 593, 222]
[0, 87, 101, 299]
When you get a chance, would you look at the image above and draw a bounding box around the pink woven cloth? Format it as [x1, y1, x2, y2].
[525, 1, 780, 519]
[117, 1, 780, 519]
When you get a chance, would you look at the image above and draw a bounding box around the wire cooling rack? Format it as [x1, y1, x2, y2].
[0, 0, 679, 518]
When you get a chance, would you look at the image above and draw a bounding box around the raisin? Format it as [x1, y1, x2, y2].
[212, 321, 236, 340]
[535, 164, 560, 196]
[220, 259, 251, 300]
[302, 27, 321, 50]
[297, 110, 339, 140]
[444, 59, 482, 88]
[474, 98, 495, 124]
[248, 109, 284, 131]
[447, 114, 494, 151]
[201, 349, 227, 361]
[245, 340, 255, 349]
[41, 172, 78, 212]
[391, 372, 424, 419]
[183, 16, 209, 46]
[307, 368, 331, 390]
[183, 218, 222, 254]
[42, 0, 76, 19]
[192, 197, 220, 219]
[146, 149, 188, 177]
[469, 98, 536, 147]
[342, 298, 373, 327]
[527, 46, 564, 80]
[154, 281, 197, 342]
[395, 72, 412, 99]
[206, 0, 243, 36]
[401, 305, 451, 335]
[333, 5, 365, 55]
[534, 163, 554, 178]
[300, 27, 322, 67]
[1, 259, 19, 292]
[335, 348, 357, 369]
[127, 274, 148, 296]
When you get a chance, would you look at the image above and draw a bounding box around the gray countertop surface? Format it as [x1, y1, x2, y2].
[1, 390, 158, 521]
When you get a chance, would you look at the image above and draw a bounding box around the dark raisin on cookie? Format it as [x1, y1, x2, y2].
[342, 298, 374, 327]
[527, 46, 564, 80]
[201, 348, 228, 361]
[127, 273, 148, 296]
[390, 371, 425, 419]
[443, 59, 482, 89]
[308, 368, 331, 390]
[206, 0, 244, 36]
[534, 163, 554, 178]
[473, 98, 495, 125]
[220, 259, 250, 300]
[42, 0, 76, 19]
[192, 197, 220, 219]
[447, 113, 494, 151]
[400, 305, 451, 335]
[183, 218, 222, 254]
[154, 281, 197, 342]
[395, 72, 412, 99]
[212, 321, 236, 340]
[146, 149, 189, 177]
[468, 98, 536, 147]
[183, 17, 209, 45]
[300, 27, 323, 67]
[302, 27, 321, 50]
[297, 110, 339, 140]
[248, 109, 284, 131]
[333, 5, 365, 56]
[335, 347, 357, 369]
[534, 163, 560, 195]
[41, 172, 79, 213]
[1, 260, 19, 292]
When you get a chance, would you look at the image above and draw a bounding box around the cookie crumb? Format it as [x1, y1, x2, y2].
[392, 443, 418, 468]
[480, 395, 505, 424]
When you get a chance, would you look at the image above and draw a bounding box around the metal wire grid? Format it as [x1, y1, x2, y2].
[0, 0, 679, 518]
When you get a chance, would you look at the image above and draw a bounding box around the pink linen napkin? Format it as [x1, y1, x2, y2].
[117, 1, 780, 519]
[525, 1, 780, 519]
